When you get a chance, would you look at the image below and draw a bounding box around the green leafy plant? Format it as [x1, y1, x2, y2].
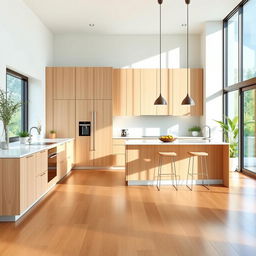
[50, 130, 56, 134]
[18, 131, 29, 137]
[188, 126, 201, 132]
[215, 116, 238, 158]
[0, 89, 22, 146]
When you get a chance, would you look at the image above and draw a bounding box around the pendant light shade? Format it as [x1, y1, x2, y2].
[154, 0, 167, 105]
[181, 0, 195, 106]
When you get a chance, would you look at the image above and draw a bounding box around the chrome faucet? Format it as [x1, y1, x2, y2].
[28, 127, 41, 144]
[202, 125, 211, 140]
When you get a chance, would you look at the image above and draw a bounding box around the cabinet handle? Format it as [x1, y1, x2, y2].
[90, 111, 94, 151]
[93, 111, 96, 151]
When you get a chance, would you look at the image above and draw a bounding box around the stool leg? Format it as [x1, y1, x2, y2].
[204, 156, 210, 190]
[186, 156, 192, 190]
[191, 156, 195, 190]
[200, 156, 204, 186]
[171, 157, 178, 191]
[157, 156, 162, 191]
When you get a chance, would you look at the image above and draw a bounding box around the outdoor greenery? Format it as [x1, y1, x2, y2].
[6, 74, 23, 137]
[18, 131, 29, 137]
[0, 89, 22, 143]
[215, 116, 239, 158]
[188, 126, 201, 132]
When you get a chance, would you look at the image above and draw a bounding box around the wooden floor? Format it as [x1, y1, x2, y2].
[0, 170, 256, 256]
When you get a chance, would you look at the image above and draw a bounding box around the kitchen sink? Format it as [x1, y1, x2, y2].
[27, 142, 56, 146]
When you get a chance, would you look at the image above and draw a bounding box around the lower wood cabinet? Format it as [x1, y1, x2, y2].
[0, 141, 74, 217]
[112, 139, 125, 167]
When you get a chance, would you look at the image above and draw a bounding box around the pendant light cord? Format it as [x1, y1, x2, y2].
[186, 2, 189, 93]
[159, 2, 162, 95]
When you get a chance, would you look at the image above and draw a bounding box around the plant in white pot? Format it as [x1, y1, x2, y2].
[18, 131, 30, 144]
[188, 126, 201, 137]
[215, 116, 238, 171]
[0, 90, 22, 149]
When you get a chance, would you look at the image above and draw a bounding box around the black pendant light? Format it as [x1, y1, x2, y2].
[181, 0, 195, 106]
[154, 0, 167, 105]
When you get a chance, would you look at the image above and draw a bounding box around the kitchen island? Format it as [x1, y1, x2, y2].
[125, 140, 229, 187]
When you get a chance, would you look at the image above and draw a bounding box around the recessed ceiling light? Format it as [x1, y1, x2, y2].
[89, 24, 95, 27]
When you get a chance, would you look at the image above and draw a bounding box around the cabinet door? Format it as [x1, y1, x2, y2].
[57, 145, 67, 180]
[190, 69, 203, 116]
[53, 67, 75, 99]
[94, 67, 112, 100]
[76, 67, 94, 99]
[140, 69, 157, 115]
[53, 100, 76, 138]
[25, 154, 37, 207]
[171, 69, 190, 116]
[75, 100, 94, 166]
[133, 69, 141, 116]
[156, 69, 169, 115]
[46, 67, 54, 133]
[94, 100, 113, 166]
[112, 69, 127, 116]
[66, 140, 74, 172]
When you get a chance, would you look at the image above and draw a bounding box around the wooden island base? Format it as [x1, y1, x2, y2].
[126, 144, 229, 187]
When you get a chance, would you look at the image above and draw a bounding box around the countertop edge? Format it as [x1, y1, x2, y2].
[0, 138, 74, 159]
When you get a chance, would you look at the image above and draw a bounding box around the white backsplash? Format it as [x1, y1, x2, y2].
[113, 116, 201, 137]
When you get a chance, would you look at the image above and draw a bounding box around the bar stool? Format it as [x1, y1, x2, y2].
[157, 152, 179, 191]
[186, 152, 210, 191]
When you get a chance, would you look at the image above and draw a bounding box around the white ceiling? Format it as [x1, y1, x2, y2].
[23, 0, 241, 34]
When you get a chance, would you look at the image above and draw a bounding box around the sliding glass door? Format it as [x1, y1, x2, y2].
[242, 87, 256, 173]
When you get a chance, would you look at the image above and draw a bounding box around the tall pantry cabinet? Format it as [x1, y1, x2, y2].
[46, 67, 113, 168]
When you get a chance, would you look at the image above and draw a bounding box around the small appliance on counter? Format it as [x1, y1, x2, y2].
[121, 129, 129, 137]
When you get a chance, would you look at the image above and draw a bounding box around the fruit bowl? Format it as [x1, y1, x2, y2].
[159, 136, 176, 143]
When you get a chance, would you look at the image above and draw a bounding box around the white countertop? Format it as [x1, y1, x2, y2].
[0, 138, 74, 158]
[113, 136, 206, 139]
[125, 139, 229, 146]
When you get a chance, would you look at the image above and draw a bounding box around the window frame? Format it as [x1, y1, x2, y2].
[6, 69, 29, 142]
[223, 0, 256, 177]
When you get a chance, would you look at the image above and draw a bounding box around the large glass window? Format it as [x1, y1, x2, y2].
[243, 0, 256, 80]
[227, 13, 239, 86]
[6, 69, 28, 141]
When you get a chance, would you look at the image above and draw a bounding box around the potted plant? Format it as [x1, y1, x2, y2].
[215, 116, 238, 171]
[18, 131, 30, 144]
[0, 89, 22, 149]
[188, 126, 201, 137]
[49, 130, 57, 139]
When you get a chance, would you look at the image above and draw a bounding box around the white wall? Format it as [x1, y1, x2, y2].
[113, 116, 201, 137]
[53, 34, 201, 68]
[0, 0, 53, 136]
[201, 22, 223, 140]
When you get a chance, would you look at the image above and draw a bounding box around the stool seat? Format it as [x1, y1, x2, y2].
[159, 152, 177, 157]
[188, 152, 208, 157]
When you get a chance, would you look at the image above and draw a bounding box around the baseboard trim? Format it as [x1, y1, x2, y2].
[127, 179, 223, 186]
[73, 166, 125, 170]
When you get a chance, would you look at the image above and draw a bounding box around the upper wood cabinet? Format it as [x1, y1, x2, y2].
[140, 69, 157, 115]
[53, 100, 76, 138]
[76, 67, 94, 99]
[170, 68, 203, 116]
[112, 69, 127, 116]
[53, 67, 76, 100]
[94, 67, 112, 100]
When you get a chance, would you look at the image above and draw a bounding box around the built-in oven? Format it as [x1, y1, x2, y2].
[48, 147, 57, 183]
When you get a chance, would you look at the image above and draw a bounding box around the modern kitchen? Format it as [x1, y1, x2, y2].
[0, 0, 256, 255]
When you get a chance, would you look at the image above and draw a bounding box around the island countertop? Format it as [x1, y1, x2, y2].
[125, 139, 229, 146]
[0, 138, 74, 159]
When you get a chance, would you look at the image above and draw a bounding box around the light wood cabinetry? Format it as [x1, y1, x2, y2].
[112, 139, 125, 167]
[66, 140, 75, 172]
[76, 67, 94, 99]
[111, 68, 203, 117]
[0, 141, 74, 217]
[36, 150, 48, 198]
[76, 100, 113, 167]
[53, 67, 76, 100]
[140, 69, 157, 115]
[53, 100, 76, 138]
[94, 67, 112, 100]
